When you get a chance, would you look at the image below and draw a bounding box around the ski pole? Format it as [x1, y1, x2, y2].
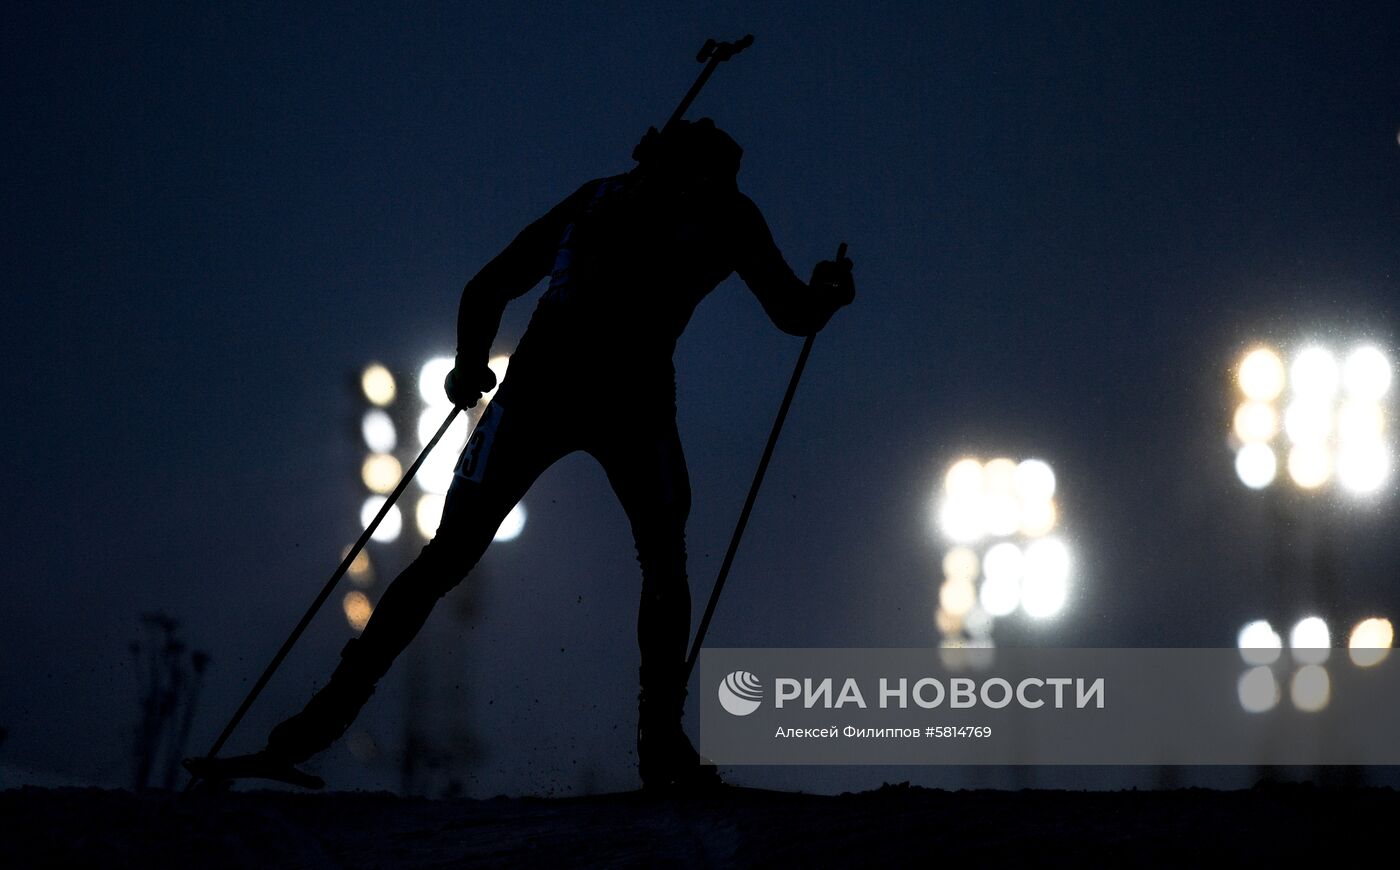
[684, 243, 846, 680]
[193, 405, 463, 771]
[664, 35, 754, 133]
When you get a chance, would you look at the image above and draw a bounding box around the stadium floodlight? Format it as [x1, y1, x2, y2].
[360, 495, 403, 544]
[361, 363, 397, 407]
[418, 356, 456, 406]
[942, 547, 979, 582]
[1290, 346, 1339, 399]
[1020, 537, 1070, 618]
[938, 576, 976, 618]
[343, 546, 374, 587]
[1288, 616, 1330, 665]
[933, 455, 1068, 643]
[1238, 347, 1286, 402]
[342, 590, 373, 632]
[361, 454, 402, 495]
[1234, 443, 1278, 490]
[361, 409, 397, 454]
[1343, 345, 1392, 400]
[1231, 342, 1392, 497]
[1348, 617, 1394, 667]
[1237, 619, 1283, 665]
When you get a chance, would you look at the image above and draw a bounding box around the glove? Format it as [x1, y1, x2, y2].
[809, 247, 855, 308]
[443, 359, 498, 408]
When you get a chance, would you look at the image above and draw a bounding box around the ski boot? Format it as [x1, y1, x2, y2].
[636, 666, 724, 793]
[263, 638, 379, 767]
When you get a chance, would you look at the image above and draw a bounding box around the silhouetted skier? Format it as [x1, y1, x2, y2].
[264, 118, 854, 790]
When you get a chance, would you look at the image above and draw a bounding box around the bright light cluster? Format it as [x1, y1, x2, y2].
[1232, 344, 1392, 494]
[1235, 615, 1393, 713]
[358, 356, 525, 556]
[416, 355, 474, 497]
[934, 456, 1070, 646]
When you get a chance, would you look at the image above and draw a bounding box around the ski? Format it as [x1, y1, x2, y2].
[182, 752, 325, 790]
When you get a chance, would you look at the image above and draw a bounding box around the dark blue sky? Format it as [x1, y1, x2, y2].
[3, 2, 1398, 793]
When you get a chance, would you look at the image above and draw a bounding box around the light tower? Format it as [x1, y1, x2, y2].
[932, 455, 1071, 651]
[1229, 342, 1393, 652]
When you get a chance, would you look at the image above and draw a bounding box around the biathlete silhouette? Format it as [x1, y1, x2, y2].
[186, 35, 854, 793]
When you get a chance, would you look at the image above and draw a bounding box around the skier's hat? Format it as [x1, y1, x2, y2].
[632, 117, 742, 182]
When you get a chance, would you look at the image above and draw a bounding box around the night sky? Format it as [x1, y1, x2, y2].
[4, 2, 1399, 794]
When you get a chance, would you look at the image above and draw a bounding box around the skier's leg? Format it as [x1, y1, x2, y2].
[267, 398, 565, 763]
[590, 411, 714, 788]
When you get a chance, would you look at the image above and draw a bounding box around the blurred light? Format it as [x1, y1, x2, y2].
[1238, 347, 1285, 402]
[944, 458, 984, 502]
[963, 606, 994, 638]
[1237, 620, 1283, 665]
[979, 575, 1020, 618]
[417, 448, 460, 495]
[939, 576, 976, 618]
[1289, 665, 1330, 713]
[982, 542, 1024, 583]
[415, 493, 445, 540]
[1014, 459, 1056, 501]
[360, 454, 402, 495]
[361, 410, 397, 453]
[982, 492, 1021, 537]
[418, 405, 471, 450]
[484, 354, 510, 403]
[1289, 616, 1330, 665]
[1343, 345, 1391, 400]
[983, 458, 1018, 494]
[938, 498, 983, 543]
[1235, 443, 1277, 490]
[1232, 402, 1278, 443]
[361, 363, 397, 407]
[343, 591, 373, 632]
[1237, 666, 1281, 714]
[360, 496, 403, 543]
[1019, 498, 1057, 538]
[1337, 401, 1385, 444]
[1287, 444, 1331, 489]
[344, 547, 373, 586]
[942, 547, 979, 583]
[1290, 346, 1339, 399]
[1283, 399, 1332, 445]
[934, 607, 963, 637]
[418, 356, 455, 406]
[1336, 442, 1390, 496]
[347, 730, 378, 763]
[494, 502, 527, 542]
[1021, 537, 1070, 618]
[1348, 617, 1394, 667]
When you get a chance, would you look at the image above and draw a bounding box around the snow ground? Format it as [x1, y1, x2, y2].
[3, 782, 1397, 866]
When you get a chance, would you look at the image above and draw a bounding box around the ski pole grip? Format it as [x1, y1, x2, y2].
[697, 34, 754, 63]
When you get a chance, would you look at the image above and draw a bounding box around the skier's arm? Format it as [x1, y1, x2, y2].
[731, 193, 854, 337]
[447, 181, 594, 405]
[456, 183, 593, 365]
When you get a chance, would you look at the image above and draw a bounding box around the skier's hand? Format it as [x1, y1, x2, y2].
[444, 360, 497, 408]
[809, 243, 855, 309]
